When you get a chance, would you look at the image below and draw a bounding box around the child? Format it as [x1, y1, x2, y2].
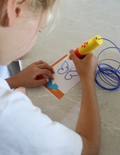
[0, 0, 100, 155]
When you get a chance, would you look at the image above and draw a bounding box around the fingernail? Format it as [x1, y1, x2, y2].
[46, 78, 49, 83]
[69, 49, 74, 53]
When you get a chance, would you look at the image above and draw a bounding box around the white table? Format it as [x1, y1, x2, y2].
[21, 0, 120, 154]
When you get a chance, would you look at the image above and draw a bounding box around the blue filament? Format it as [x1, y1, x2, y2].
[95, 38, 120, 90]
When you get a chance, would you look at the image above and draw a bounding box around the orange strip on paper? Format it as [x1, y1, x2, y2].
[44, 84, 64, 100]
[43, 55, 69, 99]
[51, 55, 68, 67]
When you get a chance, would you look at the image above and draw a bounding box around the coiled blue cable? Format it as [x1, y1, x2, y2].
[95, 38, 120, 90]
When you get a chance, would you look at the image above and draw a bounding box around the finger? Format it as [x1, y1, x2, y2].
[30, 61, 38, 66]
[36, 63, 55, 74]
[69, 49, 79, 60]
[85, 53, 97, 61]
[69, 49, 80, 64]
[86, 52, 93, 58]
[33, 78, 49, 87]
[31, 60, 45, 66]
[36, 74, 44, 80]
[34, 60, 45, 65]
[36, 69, 54, 80]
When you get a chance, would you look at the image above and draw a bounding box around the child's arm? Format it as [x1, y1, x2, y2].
[14, 87, 26, 95]
[70, 50, 100, 155]
[5, 60, 55, 89]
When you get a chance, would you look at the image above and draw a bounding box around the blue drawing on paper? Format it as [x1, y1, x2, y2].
[57, 60, 79, 80]
[57, 61, 69, 74]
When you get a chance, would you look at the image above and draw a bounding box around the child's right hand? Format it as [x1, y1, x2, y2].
[69, 50, 98, 82]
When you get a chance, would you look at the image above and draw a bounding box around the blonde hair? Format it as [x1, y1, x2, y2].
[29, 0, 56, 12]
[0, 0, 57, 27]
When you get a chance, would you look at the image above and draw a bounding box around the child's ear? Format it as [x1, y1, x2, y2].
[7, 0, 25, 27]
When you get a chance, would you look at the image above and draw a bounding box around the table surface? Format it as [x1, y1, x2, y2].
[21, 0, 120, 154]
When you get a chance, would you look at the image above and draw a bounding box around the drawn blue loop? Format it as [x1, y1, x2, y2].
[65, 70, 79, 80]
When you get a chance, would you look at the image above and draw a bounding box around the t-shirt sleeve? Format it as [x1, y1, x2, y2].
[41, 121, 83, 155]
[0, 87, 83, 155]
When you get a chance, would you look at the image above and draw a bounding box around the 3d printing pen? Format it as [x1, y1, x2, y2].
[68, 35, 103, 60]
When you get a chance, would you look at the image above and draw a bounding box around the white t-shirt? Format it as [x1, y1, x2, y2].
[0, 78, 83, 155]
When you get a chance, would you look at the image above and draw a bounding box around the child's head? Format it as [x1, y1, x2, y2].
[0, 0, 56, 65]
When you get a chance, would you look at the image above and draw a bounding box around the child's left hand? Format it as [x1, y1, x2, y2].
[6, 60, 55, 89]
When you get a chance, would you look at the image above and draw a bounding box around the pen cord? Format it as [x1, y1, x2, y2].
[95, 38, 120, 90]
